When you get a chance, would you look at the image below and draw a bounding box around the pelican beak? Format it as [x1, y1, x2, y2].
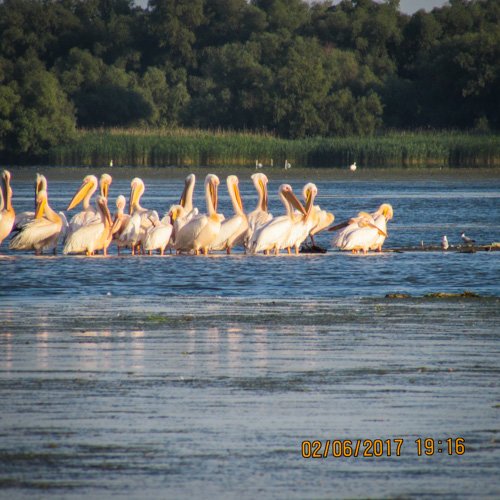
[233, 183, 243, 212]
[67, 180, 93, 211]
[129, 182, 140, 214]
[284, 190, 307, 216]
[35, 194, 46, 219]
[99, 198, 113, 227]
[111, 217, 121, 235]
[210, 179, 218, 212]
[179, 180, 189, 207]
[304, 189, 315, 216]
[367, 222, 387, 237]
[101, 181, 109, 199]
[259, 179, 268, 211]
[327, 220, 349, 232]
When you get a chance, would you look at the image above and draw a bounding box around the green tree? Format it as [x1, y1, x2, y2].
[0, 53, 75, 160]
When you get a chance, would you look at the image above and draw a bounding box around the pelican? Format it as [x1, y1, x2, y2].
[174, 174, 222, 255]
[331, 212, 387, 254]
[169, 174, 198, 245]
[309, 207, 335, 245]
[250, 184, 306, 255]
[10, 189, 67, 254]
[210, 175, 248, 254]
[119, 177, 155, 255]
[245, 173, 273, 251]
[14, 173, 47, 230]
[369, 203, 393, 252]
[282, 183, 317, 254]
[63, 196, 113, 256]
[144, 211, 173, 256]
[99, 173, 112, 200]
[0, 170, 15, 247]
[66, 175, 99, 231]
[111, 195, 130, 255]
[349, 162, 357, 172]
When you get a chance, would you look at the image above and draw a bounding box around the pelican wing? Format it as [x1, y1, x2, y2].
[9, 218, 62, 251]
[63, 222, 106, 254]
[211, 214, 248, 251]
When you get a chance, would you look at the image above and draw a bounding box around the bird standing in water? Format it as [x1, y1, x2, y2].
[441, 235, 449, 250]
[461, 232, 475, 245]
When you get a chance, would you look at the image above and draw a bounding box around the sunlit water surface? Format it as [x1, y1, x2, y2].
[1, 168, 499, 498]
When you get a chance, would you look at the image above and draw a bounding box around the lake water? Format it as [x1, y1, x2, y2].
[1, 168, 499, 498]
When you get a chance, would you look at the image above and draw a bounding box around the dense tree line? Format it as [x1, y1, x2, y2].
[0, 0, 498, 160]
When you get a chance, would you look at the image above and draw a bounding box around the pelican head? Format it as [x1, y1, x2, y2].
[169, 204, 183, 222]
[279, 184, 307, 216]
[100, 174, 112, 199]
[67, 175, 98, 211]
[2, 169, 11, 184]
[227, 175, 244, 213]
[251, 172, 269, 211]
[129, 177, 145, 214]
[179, 174, 196, 210]
[34, 189, 48, 219]
[302, 182, 318, 215]
[115, 194, 126, 212]
[379, 203, 393, 221]
[205, 174, 220, 214]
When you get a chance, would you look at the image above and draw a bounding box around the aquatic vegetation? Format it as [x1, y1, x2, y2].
[48, 128, 500, 168]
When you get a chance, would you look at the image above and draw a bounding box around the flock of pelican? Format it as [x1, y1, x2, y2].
[0, 169, 393, 256]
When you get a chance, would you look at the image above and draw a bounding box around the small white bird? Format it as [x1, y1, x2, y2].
[461, 232, 475, 244]
[441, 235, 449, 250]
[284, 160, 291, 170]
[349, 162, 357, 172]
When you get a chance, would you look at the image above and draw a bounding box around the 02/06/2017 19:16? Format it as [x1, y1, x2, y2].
[301, 437, 465, 459]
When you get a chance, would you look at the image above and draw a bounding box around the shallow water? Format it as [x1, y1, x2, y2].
[1, 168, 499, 498]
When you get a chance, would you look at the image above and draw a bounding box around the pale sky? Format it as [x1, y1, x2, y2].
[134, 1, 450, 14]
[329, 1, 450, 14]
[135, 0, 448, 14]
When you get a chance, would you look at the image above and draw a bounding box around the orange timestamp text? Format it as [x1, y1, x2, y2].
[301, 438, 465, 458]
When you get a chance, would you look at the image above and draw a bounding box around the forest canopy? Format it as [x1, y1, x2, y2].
[0, 0, 498, 160]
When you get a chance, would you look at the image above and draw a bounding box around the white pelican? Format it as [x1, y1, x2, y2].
[111, 195, 130, 255]
[168, 174, 198, 244]
[174, 174, 222, 255]
[210, 175, 248, 254]
[118, 177, 155, 255]
[245, 173, 273, 251]
[369, 203, 393, 252]
[63, 196, 113, 256]
[250, 184, 306, 255]
[10, 189, 67, 254]
[14, 173, 47, 230]
[330, 212, 387, 254]
[282, 183, 317, 254]
[66, 175, 99, 231]
[0, 170, 15, 247]
[144, 211, 173, 256]
[302, 183, 335, 246]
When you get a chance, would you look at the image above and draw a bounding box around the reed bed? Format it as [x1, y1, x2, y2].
[48, 128, 500, 168]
